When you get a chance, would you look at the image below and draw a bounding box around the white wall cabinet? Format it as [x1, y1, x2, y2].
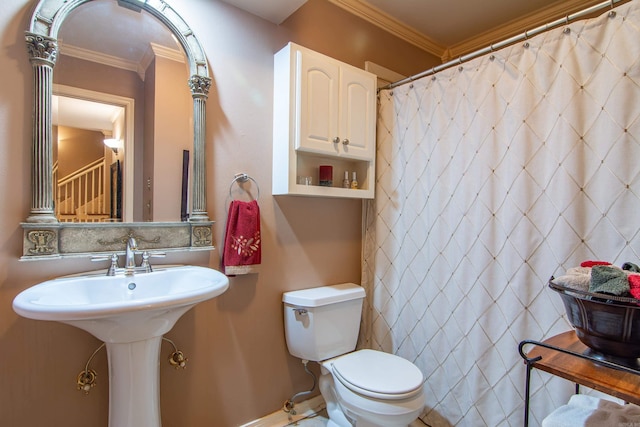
[273, 42, 376, 198]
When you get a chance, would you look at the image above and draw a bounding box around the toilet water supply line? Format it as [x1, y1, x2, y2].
[283, 359, 318, 415]
[76, 337, 188, 394]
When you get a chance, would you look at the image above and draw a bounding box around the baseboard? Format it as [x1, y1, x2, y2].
[239, 395, 326, 427]
[239, 394, 428, 427]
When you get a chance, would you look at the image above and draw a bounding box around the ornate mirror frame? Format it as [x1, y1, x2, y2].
[22, 0, 214, 259]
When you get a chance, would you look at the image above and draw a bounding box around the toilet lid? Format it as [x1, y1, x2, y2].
[331, 350, 424, 399]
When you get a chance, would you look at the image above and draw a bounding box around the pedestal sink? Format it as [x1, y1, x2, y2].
[13, 265, 229, 427]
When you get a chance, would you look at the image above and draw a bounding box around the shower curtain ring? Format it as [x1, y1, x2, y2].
[608, 0, 616, 18]
[608, 10, 616, 18]
[563, 16, 571, 34]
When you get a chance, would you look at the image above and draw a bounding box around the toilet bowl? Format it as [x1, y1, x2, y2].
[283, 284, 425, 427]
[321, 350, 425, 427]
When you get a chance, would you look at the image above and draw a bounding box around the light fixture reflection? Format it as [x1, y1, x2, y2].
[103, 138, 121, 155]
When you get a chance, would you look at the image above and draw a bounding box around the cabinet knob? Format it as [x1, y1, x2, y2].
[332, 137, 340, 144]
[342, 138, 350, 146]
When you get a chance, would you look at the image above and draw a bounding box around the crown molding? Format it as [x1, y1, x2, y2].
[327, 0, 446, 58]
[440, 0, 604, 61]
[59, 43, 139, 73]
[329, 0, 613, 64]
[139, 42, 186, 79]
[150, 42, 185, 63]
[60, 42, 184, 81]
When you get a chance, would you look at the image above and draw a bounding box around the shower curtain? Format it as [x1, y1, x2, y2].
[363, 1, 640, 426]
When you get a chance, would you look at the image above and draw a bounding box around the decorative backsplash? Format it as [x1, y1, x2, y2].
[21, 222, 215, 260]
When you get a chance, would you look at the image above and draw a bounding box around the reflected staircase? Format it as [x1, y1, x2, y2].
[54, 158, 111, 223]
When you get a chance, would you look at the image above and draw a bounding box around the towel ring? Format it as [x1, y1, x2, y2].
[229, 173, 260, 201]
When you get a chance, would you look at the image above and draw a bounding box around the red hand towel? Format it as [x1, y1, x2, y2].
[222, 200, 261, 275]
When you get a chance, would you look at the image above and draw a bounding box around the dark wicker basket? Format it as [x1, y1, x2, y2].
[549, 278, 640, 359]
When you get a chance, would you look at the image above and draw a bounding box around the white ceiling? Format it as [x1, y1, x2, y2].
[218, 0, 309, 24]
[53, 95, 123, 133]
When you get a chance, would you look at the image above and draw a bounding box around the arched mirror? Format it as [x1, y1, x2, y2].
[22, 0, 215, 259]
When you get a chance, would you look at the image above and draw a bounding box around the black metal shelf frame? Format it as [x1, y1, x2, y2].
[518, 338, 640, 427]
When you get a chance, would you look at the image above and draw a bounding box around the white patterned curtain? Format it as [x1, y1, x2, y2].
[364, 1, 640, 426]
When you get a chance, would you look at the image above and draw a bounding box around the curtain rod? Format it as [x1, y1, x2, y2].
[382, 0, 625, 90]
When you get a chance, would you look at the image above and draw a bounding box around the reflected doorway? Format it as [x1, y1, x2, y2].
[53, 86, 134, 222]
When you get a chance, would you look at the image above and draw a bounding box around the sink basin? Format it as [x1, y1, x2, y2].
[13, 265, 229, 427]
[13, 265, 229, 341]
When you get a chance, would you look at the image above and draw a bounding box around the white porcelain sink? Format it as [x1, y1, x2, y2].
[13, 265, 229, 341]
[13, 265, 229, 427]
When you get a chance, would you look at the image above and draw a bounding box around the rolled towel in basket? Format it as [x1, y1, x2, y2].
[622, 261, 640, 273]
[553, 271, 590, 292]
[589, 265, 629, 296]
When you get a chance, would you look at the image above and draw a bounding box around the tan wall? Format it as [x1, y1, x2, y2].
[56, 126, 104, 178]
[0, 1, 438, 427]
[152, 56, 192, 222]
[281, 0, 442, 76]
[144, 57, 156, 222]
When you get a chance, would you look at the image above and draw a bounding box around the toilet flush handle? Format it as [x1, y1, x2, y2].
[293, 308, 308, 316]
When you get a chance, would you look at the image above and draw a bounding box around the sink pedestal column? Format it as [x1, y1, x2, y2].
[106, 337, 163, 427]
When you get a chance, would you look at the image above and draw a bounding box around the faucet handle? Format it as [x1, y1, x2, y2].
[148, 251, 166, 258]
[91, 253, 120, 276]
[107, 253, 119, 276]
[141, 251, 166, 273]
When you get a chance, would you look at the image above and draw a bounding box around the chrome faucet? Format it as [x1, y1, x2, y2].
[125, 235, 138, 271]
[92, 234, 166, 276]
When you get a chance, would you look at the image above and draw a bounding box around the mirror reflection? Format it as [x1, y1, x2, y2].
[53, 93, 124, 222]
[54, 0, 193, 223]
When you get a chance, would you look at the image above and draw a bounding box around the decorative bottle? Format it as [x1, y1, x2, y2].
[350, 172, 358, 189]
[342, 171, 350, 188]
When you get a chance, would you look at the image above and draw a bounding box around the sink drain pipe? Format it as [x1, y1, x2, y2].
[283, 359, 317, 415]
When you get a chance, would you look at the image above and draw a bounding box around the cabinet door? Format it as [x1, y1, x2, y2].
[339, 66, 376, 160]
[295, 49, 340, 155]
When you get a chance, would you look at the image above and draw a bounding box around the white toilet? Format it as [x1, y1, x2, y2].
[283, 283, 425, 427]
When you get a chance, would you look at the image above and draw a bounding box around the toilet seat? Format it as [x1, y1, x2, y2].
[330, 349, 424, 400]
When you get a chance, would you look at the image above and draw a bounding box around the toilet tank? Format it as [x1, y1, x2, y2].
[283, 283, 366, 361]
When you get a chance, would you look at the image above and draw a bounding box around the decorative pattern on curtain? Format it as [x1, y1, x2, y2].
[364, 1, 640, 425]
